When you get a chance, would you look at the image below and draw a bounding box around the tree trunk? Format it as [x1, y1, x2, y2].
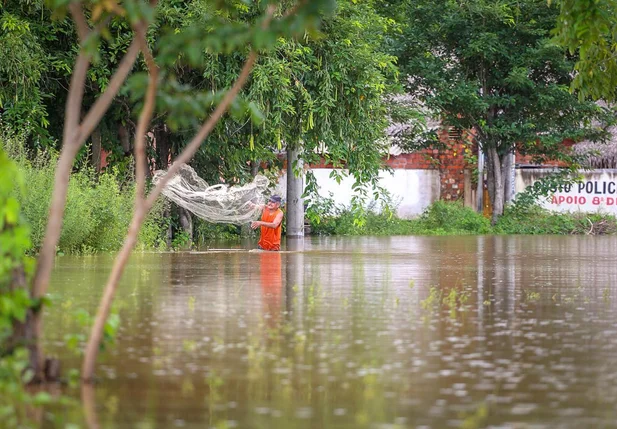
[164, 206, 172, 248]
[118, 124, 131, 155]
[91, 127, 102, 172]
[179, 207, 193, 247]
[154, 125, 171, 169]
[485, 148, 495, 208]
[6, 267, 39, 373]
[489, 146, 505, 224]
[503, 151, 515, 204]
[286, 145, 304, 238]
[476, 149, 484, 213]
[250, 160, 260, 177]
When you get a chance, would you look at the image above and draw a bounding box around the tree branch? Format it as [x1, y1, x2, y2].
[32, 4, 93, 301]
[68, 2, 90, 43]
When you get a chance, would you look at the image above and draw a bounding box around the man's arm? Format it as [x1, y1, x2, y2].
[251, 211, 283, 229]
[248, 201, 265, 210]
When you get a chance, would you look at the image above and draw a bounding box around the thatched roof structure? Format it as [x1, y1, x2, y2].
[573, 135, 617, 168]
[384, 94, 440, 156]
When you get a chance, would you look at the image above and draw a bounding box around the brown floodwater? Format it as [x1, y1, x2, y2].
[42, 235, 617, 428]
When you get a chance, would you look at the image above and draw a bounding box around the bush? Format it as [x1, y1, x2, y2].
[414, 201, 492, 234]
[495, 204, 617, 235]
[194, 220, 244, 244]
[306, 197, 492, 236]
[2, 133, 170, 254]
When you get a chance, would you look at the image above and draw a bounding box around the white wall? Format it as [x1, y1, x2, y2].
[516, 169, 617, 214]
[278, 168, 441, 218]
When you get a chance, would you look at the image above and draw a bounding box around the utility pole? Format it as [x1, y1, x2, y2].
[286, 145, 304, 237]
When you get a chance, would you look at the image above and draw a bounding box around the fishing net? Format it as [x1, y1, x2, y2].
[152, 164, 270, 224]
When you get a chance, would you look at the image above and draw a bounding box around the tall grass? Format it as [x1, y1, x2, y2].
[2, 133, 169, 254]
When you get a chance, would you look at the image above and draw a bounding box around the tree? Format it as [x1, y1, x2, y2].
[553, 0, 617, 101]
[0, 2, 54, 141]
[9, 0, 335, 383]
[2, 0, 399, 243]
[142, 0, 399, 235]
[385, 0, 606, 222]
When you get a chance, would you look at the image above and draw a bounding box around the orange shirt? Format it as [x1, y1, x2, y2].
[258, 208, 283, 251]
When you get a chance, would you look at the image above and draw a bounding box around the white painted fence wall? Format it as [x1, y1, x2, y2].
[277, 169, 441, 219]
[516, 169, 617, 214]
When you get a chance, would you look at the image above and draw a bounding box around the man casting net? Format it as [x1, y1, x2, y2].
[152, 164, 271, 224]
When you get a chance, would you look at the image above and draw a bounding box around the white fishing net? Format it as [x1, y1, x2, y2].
[152, 165, 270, 224]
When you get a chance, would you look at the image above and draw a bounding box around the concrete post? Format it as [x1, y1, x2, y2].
[504, 152, 516, 204]
[286, 145, 304, 237]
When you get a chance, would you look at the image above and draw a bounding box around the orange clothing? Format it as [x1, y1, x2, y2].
[258, 208, 283, 251]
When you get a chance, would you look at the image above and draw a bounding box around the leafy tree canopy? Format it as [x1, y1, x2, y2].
[380, 0, 611, 220]
[552, 0, 617, 101]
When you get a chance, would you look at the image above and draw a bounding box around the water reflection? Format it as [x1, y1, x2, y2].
[259, 251, 282, 327]
[42, 235, 617, 428]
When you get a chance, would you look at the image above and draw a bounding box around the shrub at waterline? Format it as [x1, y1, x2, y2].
[495, 205, 617, 235]
[307, 197, 492, 235]
[306, 196, 617, 236]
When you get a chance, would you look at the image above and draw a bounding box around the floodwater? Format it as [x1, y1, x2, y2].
[42, 235, 617, 428]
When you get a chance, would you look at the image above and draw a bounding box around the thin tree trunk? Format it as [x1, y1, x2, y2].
[286, 145, 304, 238]
[486, 148, 495, 208]
[489, 146, 505, 224]
[29, 4, 142, 381]
[250, 160, 260, 177]
[179, 207, 193, 246]
[476, 149, 484, 213]
[81, 4, 278, 381]
[91, 127, 102, 172]
[118, 124, 131, 155]
[154, 125, 171, 169]
[503, 151, 515, 204]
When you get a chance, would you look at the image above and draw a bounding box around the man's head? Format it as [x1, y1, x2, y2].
[266, 194, 282, 209]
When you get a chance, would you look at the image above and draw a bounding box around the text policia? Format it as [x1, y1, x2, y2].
[550, 179, 617, 206]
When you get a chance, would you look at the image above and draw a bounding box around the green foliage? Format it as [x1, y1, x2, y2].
[2, 134, 169, 254]
[0, 147, 65, 429]
[387, 0, 608, 217]
[307, 197, 492, 236]
[0, 9, 50, 137]
[64, 307, 120, 355]
[495, 204, 617, 235]
[1, 349, 44, 428]
[136, 197, 171, 251]
[552, 0, 617, 100]
[147, 0, 398, 195]
[0, 146, 36, 351]
[194, 220, 243, 243]
[308, 198, 615, 237]
[171, 230, 192, 250]
[415, 201, 492, 234]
